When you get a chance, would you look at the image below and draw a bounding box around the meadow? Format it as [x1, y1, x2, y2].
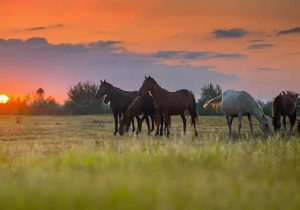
[0, 115, 299, 210]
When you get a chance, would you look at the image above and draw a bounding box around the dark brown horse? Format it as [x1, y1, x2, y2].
[139, 76, 198, 136]
[119, 94, 155, 135]
[103, 95, 135, 132]
[96, 80, 139, 135]
[272, 92, 297, 131]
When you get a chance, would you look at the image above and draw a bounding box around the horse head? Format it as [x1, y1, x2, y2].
[139, 75, 156, 96]
[272, 116, 281, 131]
[119, 112, 132, 135]
[103, 95, 110, 104]
[96, 80, 112, 99]
[259, 114, 271, 133]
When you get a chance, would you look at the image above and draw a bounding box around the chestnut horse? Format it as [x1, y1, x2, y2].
[139, 76, 198, 136]
[272, 92, 297, 131]
[96, 80, 139, 135]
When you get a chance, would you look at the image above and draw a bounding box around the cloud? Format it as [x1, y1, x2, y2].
[248, 43, 274, 50]
[248, 39, 264, 43]
[150, 50, 245, 60]
[24, 24, 64, 31]
[0, 37, 238, 101]
[277, 27, 300, 36]
[257, 67, 277, 72]
[212, 28, 248, 38]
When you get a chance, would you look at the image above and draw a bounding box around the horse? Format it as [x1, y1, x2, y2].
[272, 92, 297, 131]
[119, 94, 155, 135]
[203, 89, 270, 134]
[139, 76, 198, 136]
[119, 93, 185, 136]
[95, 80, 140, 135]
[103, 95, 135, 132]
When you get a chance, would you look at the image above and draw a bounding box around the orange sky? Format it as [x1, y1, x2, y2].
[0, 0, 300, 102]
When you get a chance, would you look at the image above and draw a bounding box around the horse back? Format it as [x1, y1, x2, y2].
[273, 94, 297, 116]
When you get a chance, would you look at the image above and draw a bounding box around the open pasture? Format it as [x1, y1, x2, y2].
[0, 115, 299, 210]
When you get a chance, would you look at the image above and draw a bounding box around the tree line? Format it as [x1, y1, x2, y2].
[1, 81, 299, 116]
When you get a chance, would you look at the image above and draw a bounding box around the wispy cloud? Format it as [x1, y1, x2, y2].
[248, 39, 264, 43]
[150, 50, 246, 60]
[26, 24, 64, 31]
[277, 27, 300, 36]
[212, 28, 248, 39]
[248, 43, 274, 50]
[257, 67, 277, 72]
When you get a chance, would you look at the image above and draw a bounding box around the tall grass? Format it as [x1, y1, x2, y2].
[0, 115, 299, 210]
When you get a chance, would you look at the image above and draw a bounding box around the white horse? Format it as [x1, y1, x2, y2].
[204, 89, 270, 134]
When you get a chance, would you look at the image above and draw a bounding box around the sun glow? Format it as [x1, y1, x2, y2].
[0, 94, 9, 104]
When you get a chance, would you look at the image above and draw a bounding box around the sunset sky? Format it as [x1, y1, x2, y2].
[0, 0, 299, 102]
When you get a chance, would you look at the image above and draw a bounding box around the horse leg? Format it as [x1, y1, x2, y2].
[113, 112, 119, 135]
[150, 114, 155, 132]
[226, 115, 232, 135]
[163, 112, 170, 137]
[238, 114, 242, 134]
[138, 115, 145, 133]
[155, 112, 161, 136]
[247, 114, 253, 134]
[289, 112, 297, 131]
[144, 115, 151, 134]
[188, 107, 198, 136]
[283, 115, 287, 130]
[180, 113, 186, 135]
[131, 117, 135, 133]
[160, 116, 164, 136]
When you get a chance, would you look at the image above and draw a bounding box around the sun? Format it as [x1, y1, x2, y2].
[0, 94, 9, 104]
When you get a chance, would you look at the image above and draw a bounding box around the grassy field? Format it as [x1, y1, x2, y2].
[0, 115, 299, 210]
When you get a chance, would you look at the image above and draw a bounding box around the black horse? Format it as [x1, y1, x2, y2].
[96, 80, 140, 135]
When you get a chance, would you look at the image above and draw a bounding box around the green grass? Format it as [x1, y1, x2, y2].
[0, 115, 299, 210]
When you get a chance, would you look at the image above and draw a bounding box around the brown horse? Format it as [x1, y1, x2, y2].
[272, 92, 297, 131]
[96, 80, 140, 135]
[139, 76, 198, 136]
[119, 94, 155, 135]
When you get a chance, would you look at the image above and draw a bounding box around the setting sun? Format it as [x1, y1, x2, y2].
[0, 94, 9, 104]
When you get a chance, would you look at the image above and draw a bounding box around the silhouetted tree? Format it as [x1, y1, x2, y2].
[64, 81, 108, 115]
[197, 83, 223, 116]
[29, 88, 61, 115]
[258, 100, 272, 116]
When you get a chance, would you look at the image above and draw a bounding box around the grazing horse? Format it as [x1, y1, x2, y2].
[272, 93, 297, 131]
[119, 94, 155, 135]
[204, 89, 270, 134]
[139, 76, 198, 136]
[95, 80, 139, 135]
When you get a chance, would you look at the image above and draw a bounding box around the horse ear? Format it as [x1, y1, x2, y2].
[148, 75, 150, 78]
[145, 76, 147, 79]
[104, 79, 106, 83]
[100, 80, 103, 83]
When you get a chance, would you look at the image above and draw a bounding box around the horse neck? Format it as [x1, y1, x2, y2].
[150, 83, 168, 98]
[105, 87, 122, 102]
[251, 106, 265, 122]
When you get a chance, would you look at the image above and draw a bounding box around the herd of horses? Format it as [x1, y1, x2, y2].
[95, 76, 300, 136]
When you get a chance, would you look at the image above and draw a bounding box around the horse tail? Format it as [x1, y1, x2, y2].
[189, 91, 199, 125]
[203, 95, 222, 110]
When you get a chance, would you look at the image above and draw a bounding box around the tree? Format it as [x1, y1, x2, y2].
[64, 81, 108, 115]
[197, 83, 223, 116]
[29, 88, 61, 115]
